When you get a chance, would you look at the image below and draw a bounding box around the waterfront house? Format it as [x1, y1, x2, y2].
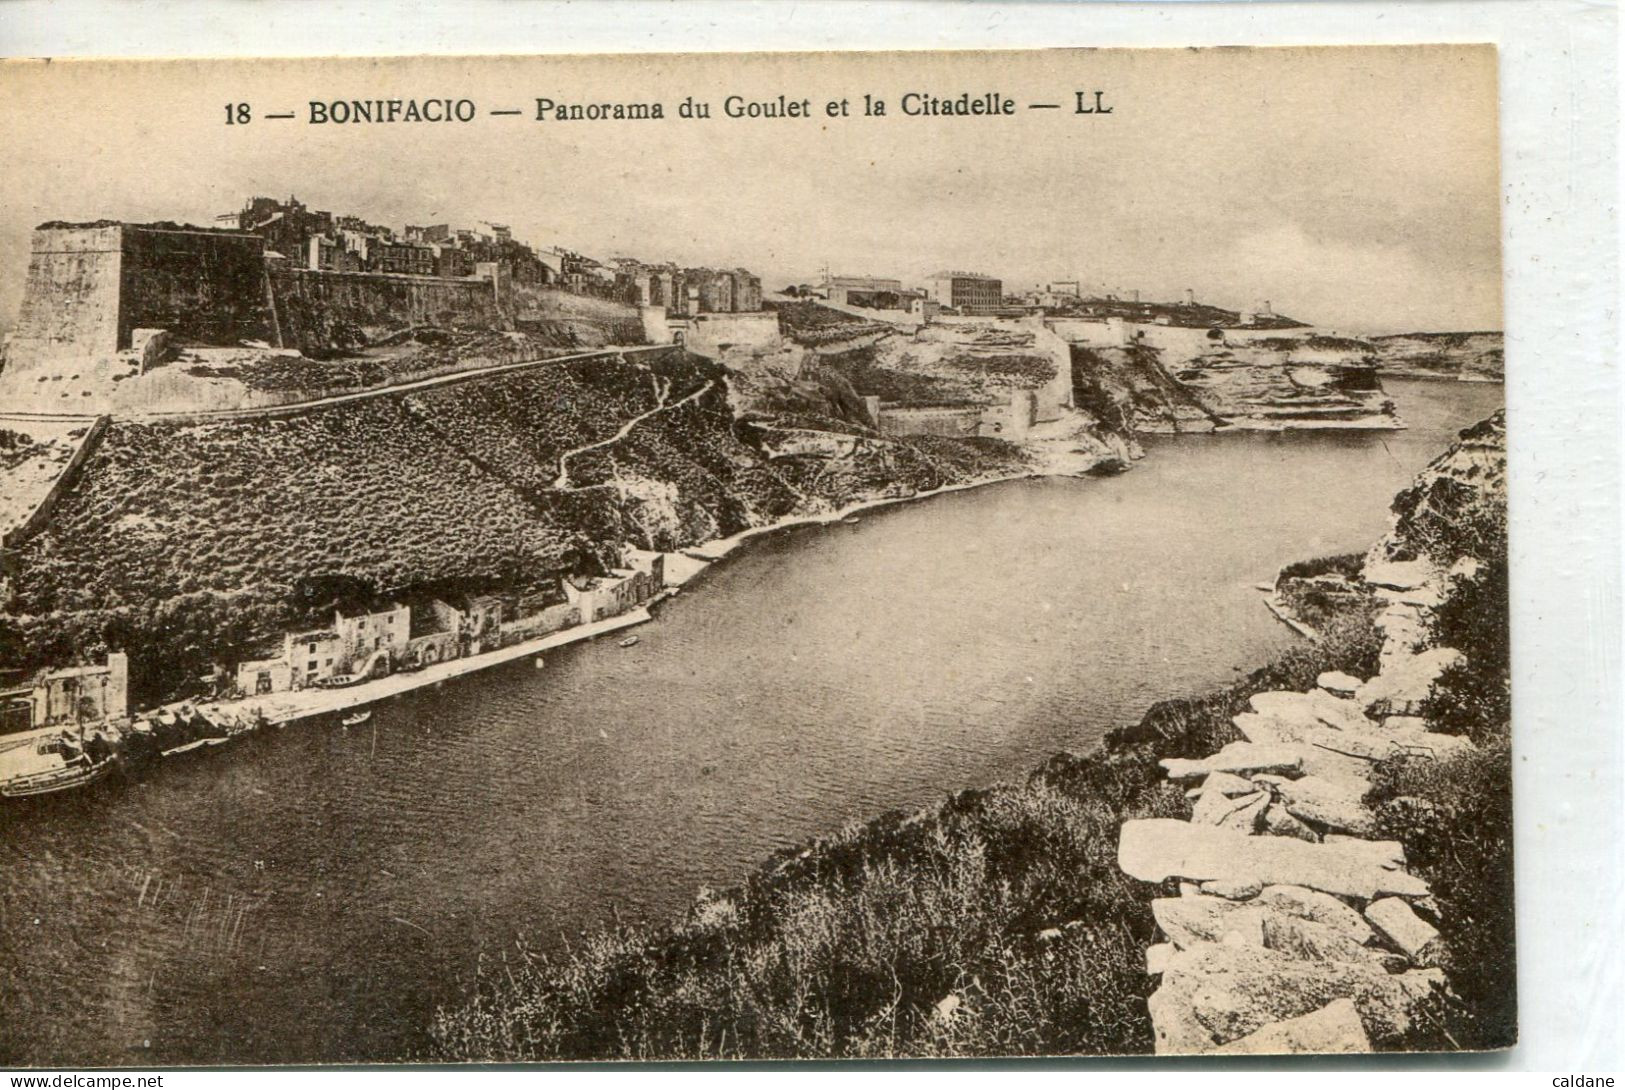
[284, 627, 344, 689]
[333, 602, 410, 671]
[562, 548, 665, 623]
[0, 653, 128, 735]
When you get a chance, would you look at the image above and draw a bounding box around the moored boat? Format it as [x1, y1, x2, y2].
[618, 636, 640, 648]
[0, 733, 117, 798]
[340, 709, 372, 727]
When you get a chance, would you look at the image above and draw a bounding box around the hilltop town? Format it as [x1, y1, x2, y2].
[0, 195, 1498, 796]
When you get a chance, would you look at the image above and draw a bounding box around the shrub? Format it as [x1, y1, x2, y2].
[1365, 737, 1515, 1051]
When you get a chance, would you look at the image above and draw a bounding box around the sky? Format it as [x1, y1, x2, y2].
[0, 45, 1501, 334]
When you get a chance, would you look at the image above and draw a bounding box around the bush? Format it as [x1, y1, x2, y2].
[429, 604, 1382, 1061]
[1365, 737, 1515, 1051]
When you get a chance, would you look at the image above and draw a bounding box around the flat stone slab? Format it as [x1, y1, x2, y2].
[1186, 770, 1257, 799]
[1119, 819, 1431, 901]
[1317, 671, 1364, 697]
[1364, 558, 1433, 591]
[1161, 742, 1303, 781]
[1212, 998, 1372, 1054]
[1366, 897, 1442, 966]
[1153, 896, 1267, 950]
[1148, 941, 1444, 1054]
[1248, 689, 1374, 733]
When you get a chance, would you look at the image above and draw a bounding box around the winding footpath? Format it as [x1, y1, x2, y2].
[553, 375, 716, 489]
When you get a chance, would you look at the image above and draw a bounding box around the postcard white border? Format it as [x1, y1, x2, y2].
[0, 0, 1618, 1074]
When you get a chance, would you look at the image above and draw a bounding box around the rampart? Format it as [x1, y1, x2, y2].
[268, 267, 506, 354]
[673, 311, 782, 356]
[4, 224, 270, 369]
[509, 284, 647, 345]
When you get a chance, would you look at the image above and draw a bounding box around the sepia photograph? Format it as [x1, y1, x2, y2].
[0, 42, 1519, 1065]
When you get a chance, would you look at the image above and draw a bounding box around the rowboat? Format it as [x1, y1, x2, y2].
[618, 636, 640, 648]
[340, 709, 372, 727]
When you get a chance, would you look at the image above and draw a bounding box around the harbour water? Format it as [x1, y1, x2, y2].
[0, 379, 1503, 1065]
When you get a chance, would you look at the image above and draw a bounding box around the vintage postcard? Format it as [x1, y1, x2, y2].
[0, 45, 1509, 1064]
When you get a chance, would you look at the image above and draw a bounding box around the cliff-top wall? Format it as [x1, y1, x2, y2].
[268, 267, 506, 356]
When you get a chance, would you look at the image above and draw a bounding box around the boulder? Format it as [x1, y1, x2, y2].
[1148, 982, 1221, 1054]
[1149, 941, 1446, 1051]
[1192, 788, 1267, 828]
[1186, 770, 1257, 799]
[1202, 878, 1265, 900]
[1260, 911, 1386, 965]
[1212, 998, 1372, 1054]
[1365, 897, 1443, 966]
[1266, 774, 1379, 836]
[1356, 647, 1466, 717]
[1262, 802, 1322, 842]
[1152, 896, 1266, 950]
[1218, 791, 1271, 833]
[1256, 885, 1376, 946]
[1161, 742, 1303, 781]
[1118, 819, 1431, 900]
[1317, 671, 1364, 697]
[1146, 942, 1177, 974]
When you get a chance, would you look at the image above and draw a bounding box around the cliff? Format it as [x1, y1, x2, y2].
[1053, 323, 1399, 433]
[1369, 332, 1504, 383]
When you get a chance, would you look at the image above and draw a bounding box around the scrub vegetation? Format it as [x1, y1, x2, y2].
[428, 613, 1383, 1060]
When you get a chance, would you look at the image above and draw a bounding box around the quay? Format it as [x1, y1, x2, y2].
[0, 605, 659, 797]
[209, 606, 654, 727]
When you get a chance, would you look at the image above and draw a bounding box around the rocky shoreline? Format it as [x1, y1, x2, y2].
[1115, 413, 1508, 1054]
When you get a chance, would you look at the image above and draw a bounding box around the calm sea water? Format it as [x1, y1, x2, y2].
[0, 379, 1503, 1065]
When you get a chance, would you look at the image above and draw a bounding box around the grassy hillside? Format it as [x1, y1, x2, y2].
[428, 614, 1382, 1060]
[1, 349, 1030, 703]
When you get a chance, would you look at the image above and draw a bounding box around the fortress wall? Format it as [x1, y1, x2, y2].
[3, 226, 126, 366]
[0, 415, 111, 550]
[876, 404, 983, 438]
[680, 312, 781, 356]
[510, 284, 647, 345]
[269, 268, 506, 355]
[119, 227, 271, 347]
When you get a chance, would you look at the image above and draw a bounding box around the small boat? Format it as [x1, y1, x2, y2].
[341, 710, 372, 727]
[1, 757, 115, 797]
[842, 516, 861, 525]
[617, 636, 640, 648]
[534, 655, 547, 669]
[1, 734, 117, 798]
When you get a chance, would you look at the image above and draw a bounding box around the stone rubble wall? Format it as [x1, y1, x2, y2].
[1115, 534, 1475, 1054]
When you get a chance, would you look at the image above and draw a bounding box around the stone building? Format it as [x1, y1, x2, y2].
[925, 270, 1004, 314]
[0, 653, 129, 734]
